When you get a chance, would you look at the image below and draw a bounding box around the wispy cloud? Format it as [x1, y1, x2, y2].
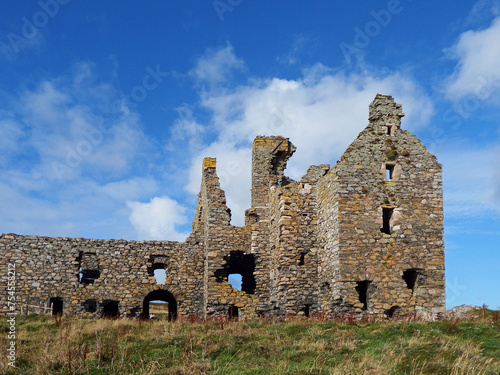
[444, 16, 500, 101]
[190, 43, 245, 87]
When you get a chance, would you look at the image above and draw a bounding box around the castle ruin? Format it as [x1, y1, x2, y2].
[0, 94, 445, 319]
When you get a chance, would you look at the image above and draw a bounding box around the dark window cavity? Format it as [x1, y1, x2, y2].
[299, 252, 306, 266]
[215, 251, 256, 294]
[301, 304, 312, 317]
[228, 305, 239, 320]
[381, 207, 393, 234]
[50, 297, 63, 316]
[355, 280, 372, 310]
[403, 269, 421, 292]
[385, 305, 401, 318]
[101, 300, 119, 318]
[82, 299, 97, 313]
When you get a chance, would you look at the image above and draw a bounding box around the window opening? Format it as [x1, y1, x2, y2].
[78, 252, 100, 284]
[386, 125, 393, 135]
[215, 251, 256, 294]
[50, 297, 63, 316]
[228, 305, 239, 320]
[101, 300, 119, 318]
[385, 305, 401, 318]
[299, 252, 306, 266]
[82, 299, 97, 313]
[381, 207, 393, 234]
[301, 304, 312, 317]
[80, 269, 100, 284]
[385, 164, 395, 180]
[402, 269, 420, 292]
[154, 268, 166, 285]
[228, 273, 243, 290]
[355, 281, 371, 310]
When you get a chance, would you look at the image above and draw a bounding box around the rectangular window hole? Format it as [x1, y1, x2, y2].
[299, 252, 306, 266]
[385, 164, 395, 179]
[228, 305, 239, 320]
[381, 207, 393, 234]
[101, 300, 119, 318]
[83, 299, 97, 313]
[386, 125, 393, 135]
[50, 297, 63, 316]
[355, 281, 371, 311]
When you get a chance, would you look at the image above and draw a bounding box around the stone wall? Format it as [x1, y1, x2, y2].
[0, 94, 445, 319]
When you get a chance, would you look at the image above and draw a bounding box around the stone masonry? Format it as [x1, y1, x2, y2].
[0, 94, 445, 319]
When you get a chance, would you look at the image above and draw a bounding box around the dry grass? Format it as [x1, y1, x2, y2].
[1, 312, 499, 374]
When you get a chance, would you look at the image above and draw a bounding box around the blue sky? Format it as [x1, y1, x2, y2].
[1, 1, 499, 310]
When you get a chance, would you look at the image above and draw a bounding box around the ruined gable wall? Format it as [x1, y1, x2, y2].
[333, 94, 445, 315]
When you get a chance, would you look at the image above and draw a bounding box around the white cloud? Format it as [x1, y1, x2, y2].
[127, 196, 189, 241]
[190, 44, 245, 86]
[101, 177, 159, 202]
[444, 16, 500, 101]
[185, 53, 434, 226]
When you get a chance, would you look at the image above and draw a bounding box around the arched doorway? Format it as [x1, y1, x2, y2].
[142, 290, 177, 321]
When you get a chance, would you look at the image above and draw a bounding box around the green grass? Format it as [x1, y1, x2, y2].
[1, 313, 499, 374]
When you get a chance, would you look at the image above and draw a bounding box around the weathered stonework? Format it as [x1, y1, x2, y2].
[0, 94, 445, 319]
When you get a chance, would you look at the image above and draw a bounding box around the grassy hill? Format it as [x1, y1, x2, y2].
[1, 310, 499, 374]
